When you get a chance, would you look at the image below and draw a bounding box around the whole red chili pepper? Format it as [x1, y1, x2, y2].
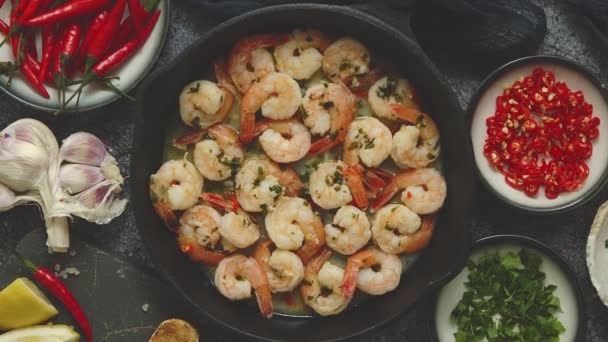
[73, 10, 108, 73]
[18, 255, 92, 342]
[24, 0, 112, 26]
[23, 30, 37, 59]
[38, 24, 55, 83]
[110, 0, 160, 51]
[21, 58, 50, 97]
[127, 0, 145, 35]
[0, 18, 8, 34]
[18, 0, 45, 23]
[8, 3, 20, 59]
[92, 9, 159, 77]
[84, 0, 126, 71]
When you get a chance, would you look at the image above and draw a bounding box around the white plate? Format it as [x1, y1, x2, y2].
[435, 238, 582, 342]
[470, 56, 608, 212]
[0, 1, 169, 112]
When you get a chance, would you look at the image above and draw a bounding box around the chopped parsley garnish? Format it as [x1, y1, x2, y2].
[364, 137, 375, 149]
[376, 77, 397, 99]
[451, 249, 565, 342]
[188, 82, 200, 93]
[605, 240, 608, 249]
[191, 117, 202, 129]
[339, 60, 351, 71]
[259, 203, 268, 212]
[305, 35, 313, 42]
[321, 101, 335, 109]
[269, 184, 283, 196]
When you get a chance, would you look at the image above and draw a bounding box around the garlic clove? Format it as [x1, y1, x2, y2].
[73, 181, 116, 209]
[59, 164, 106, 195]
[60, 132, 108, 166]
[0, 133, 49, 192]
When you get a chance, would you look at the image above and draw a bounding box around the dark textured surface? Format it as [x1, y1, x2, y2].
[0, 0, 607, 341]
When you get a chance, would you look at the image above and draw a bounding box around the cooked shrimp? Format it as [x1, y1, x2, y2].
[325, 205, 371, 255]
[179, 80, 234, 129]
[235, 159, 283, 213]
[219, 209, 260, 248]
[274, 29, 330, 80]
[214, 255, 274, 318]
[179, 204, 222, 248]
[150, 160, 204, 229]
[302, 82, 354, 136]
[390, 104, 440, 168]
[300, 248, 351, 316]
[308, 161, 352, 210]
[343, 116, 392, 168]
[264, 197, 325, 264]
[342, 248, 402, 297]
[235, 159, 304, 212]
[368, 76, 418, 120]
[193, 124, 244, 181]
[371, 168, 447, 215]
[240, 72, 303, 144]
[322, 37, 370, 86]
[228, 33, 289, 93]
[177, 205, 226, 266]
[253, 240, 305, 293]
[306, 83, 358, 155]
[371, 204, 436, 254]
[257, 119, 311, 163]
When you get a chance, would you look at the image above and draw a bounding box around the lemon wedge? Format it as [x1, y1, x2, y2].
[0, 325, 79, 342]
[0, 278, 59, 330]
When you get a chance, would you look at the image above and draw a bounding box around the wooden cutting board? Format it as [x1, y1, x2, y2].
[0, 229, 243, 341]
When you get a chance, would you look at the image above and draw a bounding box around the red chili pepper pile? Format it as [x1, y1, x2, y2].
[484, 67, 601, 199]
[0, 0, 161, 110]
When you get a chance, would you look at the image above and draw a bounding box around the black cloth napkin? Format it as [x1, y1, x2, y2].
[186, 0, 548, 70]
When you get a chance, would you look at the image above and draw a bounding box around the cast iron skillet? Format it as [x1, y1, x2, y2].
[132, 4, 473, 341]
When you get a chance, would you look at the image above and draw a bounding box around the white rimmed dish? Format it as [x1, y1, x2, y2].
[469, 56, 608, 213]
[434, 235, 586, 342]
[0, 1, 170, 113]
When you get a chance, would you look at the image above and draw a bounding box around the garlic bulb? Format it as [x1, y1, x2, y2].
[0, 119, 127, 252]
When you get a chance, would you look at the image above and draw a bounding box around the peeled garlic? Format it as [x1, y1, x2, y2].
[60, 132, 109, 166]
[0, 119, 126, 252]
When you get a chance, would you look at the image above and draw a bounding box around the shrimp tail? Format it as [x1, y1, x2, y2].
[173, 130, 204, 147]
[201, 193, 238, 212]
[402, 215, 436, 254]
[342, 249, 376, 298]
[214, 58, 237, 94]
[296, 216, 326, 264]
[370, 182, 400, 213]
[390, 103, 425, 124]
[245, 257, 275, 318]
[179, 240, 226, 266]
[278, 167, 304, 197]
[307, 136, 338, 155]
[255, 283, 274, 319]
[344, 166, 368, 210]
[153, 202, 180, 232]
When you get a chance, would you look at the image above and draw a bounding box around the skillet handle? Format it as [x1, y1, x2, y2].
[349, 1, 418, 44]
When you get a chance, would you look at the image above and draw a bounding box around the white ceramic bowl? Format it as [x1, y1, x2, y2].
[469, 56, 608, 213]
[0, 0, 169, 112]
[435, 235, 585, 342]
